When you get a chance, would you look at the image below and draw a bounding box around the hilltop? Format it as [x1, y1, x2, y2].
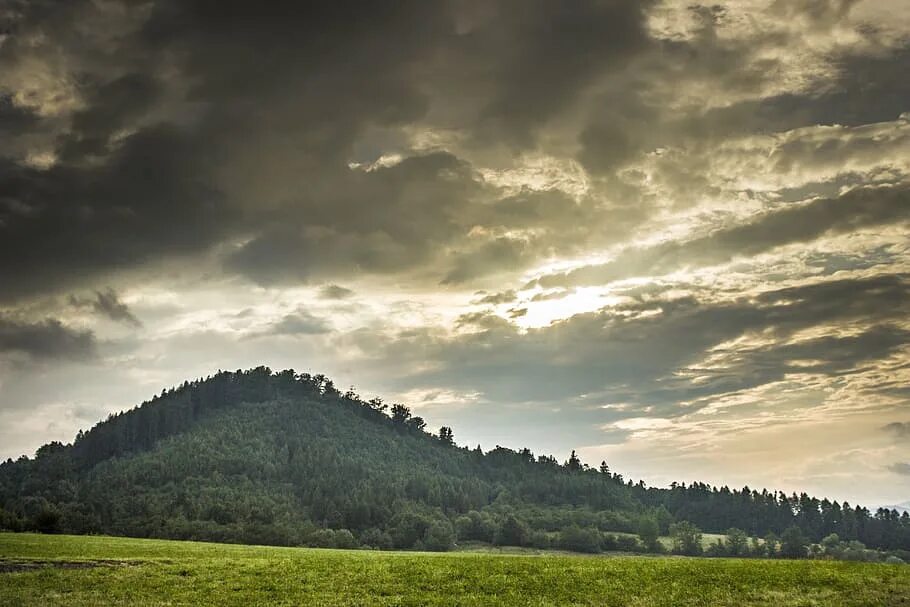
[1, 367, 907, 556]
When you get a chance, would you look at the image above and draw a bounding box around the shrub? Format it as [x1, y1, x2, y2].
[423, 521, 455, 552]
[669, 521, 703, 556]
[637, 517, 661, 552]
[528, 530, 552, 549]
[33, 507, 62, 534]
[360, 528, 394, 550]
[615, 534, 642, 553]
[558, 526, 602, 554]
[494, 515, 529, 547]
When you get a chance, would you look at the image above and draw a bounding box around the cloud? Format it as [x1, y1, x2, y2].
[69, 289, 142, 328]
[442, 237, 534, 284]
[534, 183, 910, 289]
[224, 152, 485, 285]
[0, 127, 234, 302]
[889, 462, 910, 476]
[261, 310, 332, 337]
[374, 273, 910, 409]
[319, 285, 355, 300]
[473, 290, 518, 305]
[884, 422, 910, 438]
[0, 317, 96, 361]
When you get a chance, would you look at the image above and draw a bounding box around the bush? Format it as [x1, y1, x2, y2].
[494, 515, 529, 547]
[558, 526, 602, 554]
[726, 528, 749, 557]
[454, 511, 496, 543]
[528, 530, 552, 549]
[669, 521, 702, 556]
[307, 528, 337, 548]
[389, 510, 435, 549]
[615, 534, 642, 553]
[333, 529, 357, 549]
[423, 521, 455, 552]
[779, 526, 808, 559]
[637, 517, 661, 552]
[33, 507, 62, 534]
[0, 507, 24, 532]
[705, 539, 727, 557]
[360, 528, 394, 550]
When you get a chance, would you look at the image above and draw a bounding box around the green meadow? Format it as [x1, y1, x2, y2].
[1, 533, 908, 606]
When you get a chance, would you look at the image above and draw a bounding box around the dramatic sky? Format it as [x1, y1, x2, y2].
[1, 0, 909, 506]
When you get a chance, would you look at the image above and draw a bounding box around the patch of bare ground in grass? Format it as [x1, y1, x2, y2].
[0, 558, 141, 573]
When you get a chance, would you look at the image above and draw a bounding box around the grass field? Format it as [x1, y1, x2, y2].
[1, 533, 908, 606]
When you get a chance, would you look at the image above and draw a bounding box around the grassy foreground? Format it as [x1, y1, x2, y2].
[1, 533, 908, 606]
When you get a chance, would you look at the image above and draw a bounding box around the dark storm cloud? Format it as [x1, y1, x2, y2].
[0, 126, 231, 302]
[0, 317, 96, 361]
[224, 152, 484, 284]
[0, 96, 37, 137]
[534, 183, 910, 289]
[696, 44, 910, 138]
[0, 0, 664, 299]
[57, 73, 161, 163]
[69, 289, 142, 328]
[461, 0, 654, 148]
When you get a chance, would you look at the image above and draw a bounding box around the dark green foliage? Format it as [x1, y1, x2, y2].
[438, 427, 454, 446]
[565, 450, 583, 472]
[1, 367, 908, 557]
[764, 532, 779, 558]
[726, 528, 750, 557]
[670, 521, 703, 556]
[423, 521, 455, 551]
[558, 525, 602, 553]
[360, 528, 394, 550]
[494, 514, 530, 547]
[528, 529, 552, 549]
[454, 510, 496, 543]
[780, 525, 809, 559]
[33, 507, 62, 534]
[637, 516, 661, 552]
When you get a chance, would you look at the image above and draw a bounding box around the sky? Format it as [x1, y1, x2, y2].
[0, 0, 909, 507]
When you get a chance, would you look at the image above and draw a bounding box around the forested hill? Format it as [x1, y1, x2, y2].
[1, 367, 907, 555]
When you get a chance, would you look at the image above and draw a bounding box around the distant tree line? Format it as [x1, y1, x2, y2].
[0, 367, 907, 562]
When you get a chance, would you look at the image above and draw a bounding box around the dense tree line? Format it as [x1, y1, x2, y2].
[1, 368, 907, 560]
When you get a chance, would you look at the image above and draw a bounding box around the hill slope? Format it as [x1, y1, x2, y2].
[1, 367, 907, 554]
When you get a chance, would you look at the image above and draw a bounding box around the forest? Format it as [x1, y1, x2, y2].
[1, 367, 907, 561]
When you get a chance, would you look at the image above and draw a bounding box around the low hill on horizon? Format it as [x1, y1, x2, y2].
[1, 367, 907, 555]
